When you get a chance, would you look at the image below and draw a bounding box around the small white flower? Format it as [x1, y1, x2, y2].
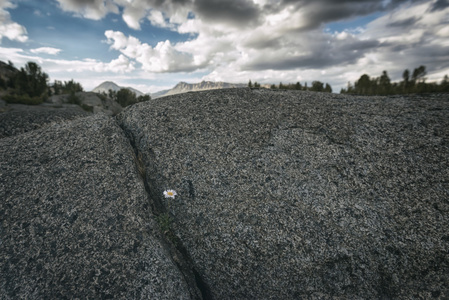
[163, 189, 177, 199]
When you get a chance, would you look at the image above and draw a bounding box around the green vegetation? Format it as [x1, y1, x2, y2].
[107, 88, 151, 107]
[0, 61, 85, 106]
[1, 60, 151, 109]
[96, 92, 107, 101]
[3, 94, 44, 105]
[341, 66, 449, 95]
[0, 77, 6, 89]
[67, 92, 82, 105]
[15, 62, 49, 98]
[267, 80, 332, 93]
[2, 61, 49, 104]
[80, 103, 93, 112]
[52, 79, 83, 95]
[249, 79, 332, 93]
[156, 213, 178, 245]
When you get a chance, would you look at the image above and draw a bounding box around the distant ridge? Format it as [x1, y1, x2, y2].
[153, 81, 246, 98]
[92, 80, 247, 99]
[92, 81, 145, 97]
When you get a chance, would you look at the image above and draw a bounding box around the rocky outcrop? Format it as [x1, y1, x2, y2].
[161, 81, 246, 97]
[1, 88, 448, 299]
[0, 114, 194, 299]
[0, 104, 89, 138]
[48, 91, 123, 116]
[118, 88, 449, 299]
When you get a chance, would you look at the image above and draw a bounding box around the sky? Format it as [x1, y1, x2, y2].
[0, 0, 448, 94]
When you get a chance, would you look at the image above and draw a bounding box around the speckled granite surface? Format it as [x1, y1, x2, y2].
[118, 88, 449, 299]
[0, 105, 89, 138]
[0, 114, 191, 299]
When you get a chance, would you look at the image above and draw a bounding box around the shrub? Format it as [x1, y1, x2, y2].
[96, 92, 107, 101]
[67, 92, 81, 105]
[80, 104, 93, 112]
[3, 94, 44, 105]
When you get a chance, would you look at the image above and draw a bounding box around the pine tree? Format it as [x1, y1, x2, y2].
[15, 62, 48, 97]
[379, 71, 391, 95]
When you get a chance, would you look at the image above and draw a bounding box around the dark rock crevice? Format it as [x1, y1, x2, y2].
[116, 118, 209, 300]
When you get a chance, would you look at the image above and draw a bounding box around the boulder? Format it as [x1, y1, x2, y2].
[0, 114, 192, 299]
[117, 88, 449, 299]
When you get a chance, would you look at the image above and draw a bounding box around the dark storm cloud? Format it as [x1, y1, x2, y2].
[430, 0, 449, 11]
[270, 0, 430, 30]
[244, 38, 282, 50]
[387, 17, 420, 28]
[192, 0, 261, 26]
[269, 0, 384, 30]
[58, 0, 262, 26]
[243, 39, 381, 71]
[244, 52, 355, 71]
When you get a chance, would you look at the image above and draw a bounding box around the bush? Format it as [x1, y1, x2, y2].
[116, 88, 137, 107]
[80, 104, 93, 112]
[96, 92, 107, 101]
[67, 92, 81, 105]
[3, 94, 44, 105]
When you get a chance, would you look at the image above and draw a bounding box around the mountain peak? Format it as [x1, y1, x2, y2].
[92, 81, 144, 97]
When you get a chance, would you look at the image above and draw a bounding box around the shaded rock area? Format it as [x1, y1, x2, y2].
[118, 88, 449, 299]
[0, 114, 193, 299]
[0, 104, 89, 138]
[48, 91, 123, 116]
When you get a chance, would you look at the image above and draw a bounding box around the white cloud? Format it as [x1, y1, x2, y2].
[55, 0, 119, 20]
[4, 0, 449, 95]
[97, 0, 448, 92]
[0, 0, 28, 43]
[30, 47, 62, 55]
[122, 4, 146, 30]
[148, 9, 175, 29]
[98, 54, 135, 73]
[105, 30, 203, 72]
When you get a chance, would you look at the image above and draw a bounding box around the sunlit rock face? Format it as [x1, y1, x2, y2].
[118, 88, 449, 299]
[162, 81, 247, 97]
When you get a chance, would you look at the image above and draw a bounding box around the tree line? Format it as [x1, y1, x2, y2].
[248, 80, 333, 93]
[340, 66, 449, 95]
[0, 61, 150, 107]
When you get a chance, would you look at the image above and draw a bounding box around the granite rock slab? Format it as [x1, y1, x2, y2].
[0, 105, 89, 138]
[118, 88, 449, 299]
[0, 114, 191, 299]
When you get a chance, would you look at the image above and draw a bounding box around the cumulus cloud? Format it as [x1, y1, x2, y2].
[94, 54, 136, 73]
[105, 30, 204, 72]
[179, 0, 447, 92]
[30, 47, 62, 55]
[9, 0, 448, 93]
[51, 0, 436, 33]
[0, 0, 28, 43]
